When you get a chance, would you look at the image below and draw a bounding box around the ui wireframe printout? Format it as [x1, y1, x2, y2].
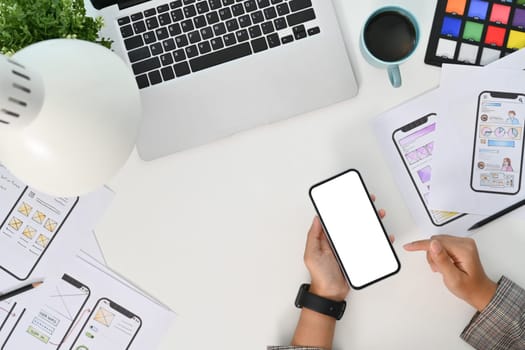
[393, 113, 464, 226]
[471, 92, 525, 194]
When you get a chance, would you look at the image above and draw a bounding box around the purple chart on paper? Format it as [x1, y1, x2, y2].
[418, 166, 432, 183]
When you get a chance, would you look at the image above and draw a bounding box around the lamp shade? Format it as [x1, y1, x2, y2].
[0, 39, 141, 197]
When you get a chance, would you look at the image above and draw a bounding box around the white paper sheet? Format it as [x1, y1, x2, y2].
[0, 164, 114, 287]
[372, 49, 525, 235]
[0, 164, 114, 346]
[0, 251, 175, 350]
[0, 233, 105, 345]
[373, 89, 486, 236]
[83, 232, 106, 265]
[491, 49, 525, 68]
[78, 251, 173, 310]
[431, 65, 525, 215]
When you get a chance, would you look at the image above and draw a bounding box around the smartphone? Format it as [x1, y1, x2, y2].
[471, 91, 525, 194]
[392, 113, 465, 226]
[2, 274, 90, 349]
[309, 169, 400, 290]
[69, 298, 142, 350]
[0, 188, 79, 280]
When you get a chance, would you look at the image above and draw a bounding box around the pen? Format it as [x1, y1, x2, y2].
[468, 199, 525, 231]
[0, 281, 43, 302]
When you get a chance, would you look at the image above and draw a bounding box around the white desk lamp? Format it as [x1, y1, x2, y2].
[0, 39, 141, 197]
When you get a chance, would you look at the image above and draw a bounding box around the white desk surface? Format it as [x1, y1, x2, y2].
[94, 0, 525, 349]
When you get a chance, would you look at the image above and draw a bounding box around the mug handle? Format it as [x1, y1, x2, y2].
[387, 65, 402, 88]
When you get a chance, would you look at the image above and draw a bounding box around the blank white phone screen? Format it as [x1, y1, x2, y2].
[310, 170, 399, 288]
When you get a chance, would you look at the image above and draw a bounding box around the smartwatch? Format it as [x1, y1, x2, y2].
[295, 283, 346, 320]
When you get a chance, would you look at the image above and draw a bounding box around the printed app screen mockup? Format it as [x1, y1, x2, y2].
[0, 300, 18, 334]
[70, 298, 141, 350]
[310, 170, 399, 289]
[0, 188, 78, 280]
[2, 275, 89, 349]
[393, 114, 464, 225]
[472, 92, 525, 194]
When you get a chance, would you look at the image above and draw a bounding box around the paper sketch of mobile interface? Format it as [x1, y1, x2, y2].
[0, 301, 13, 326]
[0, 167, 25, 214]
[2, 274, 90, 349]
[0, 186, 79, 280]
[70, 298, 141, 350]
[0, 300, 19, 336]
[393, 113, 464, 226]
[472, 92, 525, 194]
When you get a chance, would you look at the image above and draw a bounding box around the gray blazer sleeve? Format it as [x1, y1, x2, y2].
[461, 276, 525, 350]
[267, 347, 325, 350]
[267, 346, 323, 350]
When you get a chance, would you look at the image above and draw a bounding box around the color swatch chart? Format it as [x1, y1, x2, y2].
[425, 0, 525, 66]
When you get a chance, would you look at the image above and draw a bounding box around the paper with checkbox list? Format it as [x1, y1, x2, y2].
[0, 250, 175, 350]
[0, 164, 175, 349]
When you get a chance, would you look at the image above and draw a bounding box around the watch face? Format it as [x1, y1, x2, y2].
[336, 301, 347, 320]
[294, 283, 310, 308]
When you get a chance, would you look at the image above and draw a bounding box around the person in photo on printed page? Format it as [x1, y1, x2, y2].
[268, 199, 525, 350]
[506, 111, 519, 125]
[501, 158, 514, 172]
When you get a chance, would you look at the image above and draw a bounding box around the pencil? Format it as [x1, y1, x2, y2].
[0, 281, 43, 302]
[468, 199, 525, 231]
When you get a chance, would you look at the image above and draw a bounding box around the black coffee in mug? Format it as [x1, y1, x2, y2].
[364, 11, 417, 62]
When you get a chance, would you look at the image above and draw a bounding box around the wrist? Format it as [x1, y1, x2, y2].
[309, 282, 349, 302]
[469, 279, 498, 312]
[295, 283, 347, 321]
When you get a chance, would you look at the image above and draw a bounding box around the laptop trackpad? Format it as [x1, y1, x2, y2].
[137, 36, 356, 160]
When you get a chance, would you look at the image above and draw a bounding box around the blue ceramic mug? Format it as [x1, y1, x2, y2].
[360, 6, 420, 88]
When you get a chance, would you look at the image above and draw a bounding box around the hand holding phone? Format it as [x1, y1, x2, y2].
[304, 217, 351, 301]
[309, 169, 400, 289]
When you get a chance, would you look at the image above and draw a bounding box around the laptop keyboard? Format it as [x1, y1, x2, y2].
[118, 0, 321, 89]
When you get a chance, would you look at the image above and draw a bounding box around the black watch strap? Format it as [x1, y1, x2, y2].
[295, 283, 346, 320]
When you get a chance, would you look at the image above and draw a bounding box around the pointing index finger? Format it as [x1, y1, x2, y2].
[403, 239, 431, 252]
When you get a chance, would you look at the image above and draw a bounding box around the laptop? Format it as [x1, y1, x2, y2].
[90, 0, 358, 160]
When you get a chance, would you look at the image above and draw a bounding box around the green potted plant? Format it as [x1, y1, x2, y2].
[0, 0, 112, 56]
